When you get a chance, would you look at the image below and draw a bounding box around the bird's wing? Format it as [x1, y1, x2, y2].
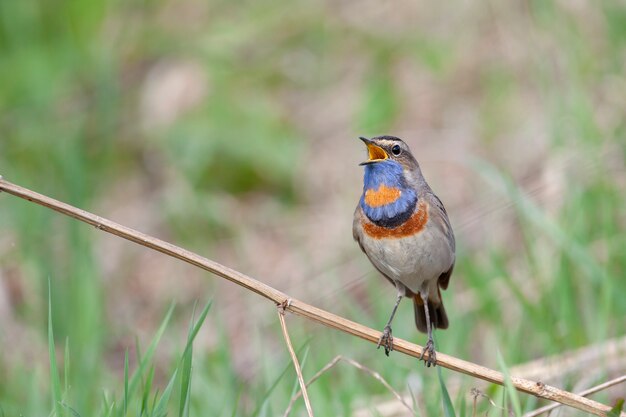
[425, 192, 456, 290]
[352, 205, 366, 250]
[426, 192, 455, 252]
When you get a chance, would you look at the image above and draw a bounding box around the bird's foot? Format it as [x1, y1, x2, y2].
[377, 325, 394, 356]
[419, 338, 437, 367]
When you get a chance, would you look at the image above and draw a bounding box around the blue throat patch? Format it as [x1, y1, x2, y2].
[360, 160, 417, 228]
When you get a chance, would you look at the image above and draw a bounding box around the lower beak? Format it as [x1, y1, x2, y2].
[359, 137, 388, 165]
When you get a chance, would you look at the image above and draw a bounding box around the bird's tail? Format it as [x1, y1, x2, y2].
[413, 292, 448, 333]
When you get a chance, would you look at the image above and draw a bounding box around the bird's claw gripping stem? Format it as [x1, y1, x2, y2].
[419, 338, 437, 367]
[377, 325, 394, 356]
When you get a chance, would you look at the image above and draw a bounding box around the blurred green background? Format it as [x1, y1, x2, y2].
[1, 0, 625, 416]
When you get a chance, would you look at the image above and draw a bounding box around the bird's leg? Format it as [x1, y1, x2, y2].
[418, 291, 437, 367]
[377, 286, 403, 356]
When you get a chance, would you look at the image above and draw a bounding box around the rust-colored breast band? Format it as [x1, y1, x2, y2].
[364, 185, 402, 208]
[363, 201, 429, 239]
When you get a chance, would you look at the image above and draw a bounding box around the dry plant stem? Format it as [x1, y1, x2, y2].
[510, 336, 626, 383]
[283, 355, 414, 417]
[1, 178, 624, 417]
[277, 303, 314, 417]
[369, 335, 626, 417]
[524, 375, 626, 417]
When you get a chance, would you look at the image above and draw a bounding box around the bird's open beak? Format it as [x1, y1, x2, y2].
[359, 137, 388, 165]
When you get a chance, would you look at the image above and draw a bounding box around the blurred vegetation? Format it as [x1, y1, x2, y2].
[1, 0, 625, 416]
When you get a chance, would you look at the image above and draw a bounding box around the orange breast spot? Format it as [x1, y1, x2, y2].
[363, 201, 429, 239]
[364, 185, 402, 207]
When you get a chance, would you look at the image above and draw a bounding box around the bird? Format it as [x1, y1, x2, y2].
[352, 135, 455, 367]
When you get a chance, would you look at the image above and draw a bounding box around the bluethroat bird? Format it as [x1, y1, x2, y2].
[353, 136, 455, 366]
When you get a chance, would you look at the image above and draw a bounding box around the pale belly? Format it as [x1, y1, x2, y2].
[359, 227, 453, 294]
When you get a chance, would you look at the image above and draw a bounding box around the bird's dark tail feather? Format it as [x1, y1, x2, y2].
[413, 294, 449, 334]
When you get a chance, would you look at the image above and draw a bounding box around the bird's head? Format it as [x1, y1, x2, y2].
[359, 136, 418, 172]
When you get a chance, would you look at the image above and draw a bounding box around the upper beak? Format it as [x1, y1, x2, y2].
[359, 136, 388, 165]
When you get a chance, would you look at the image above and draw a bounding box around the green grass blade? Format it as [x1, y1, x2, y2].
[184, 301, 212, 352]
[124, 350, 129, 417]
[48, 280, 65, 417]
[100, 391, 114, 417]
[100, 391, 110, 414]
[251, 339, 312, 417]
[608, 399, 624, 417]
[140, 366, 156, 416]
[437, 366, 456, 417]
[64, 338, 70, 399]
[179, 352, 192, 417]
[496, 350, 522, 416]
[126, 303, 175, 408]
[153, 369, 179, 417]
[103, 401, 115, 417]
[251, 358, 298, 416]
[150, 389, 160, 416]
[179, 300, 212, 417]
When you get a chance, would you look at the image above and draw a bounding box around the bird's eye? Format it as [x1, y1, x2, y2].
[391, 144, 401, 156]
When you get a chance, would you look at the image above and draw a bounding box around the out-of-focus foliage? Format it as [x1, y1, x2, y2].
[0, 0, 625, 416]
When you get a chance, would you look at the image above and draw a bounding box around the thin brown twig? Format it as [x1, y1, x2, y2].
[523, 375, 626, 417]
[277, 300, 314, 417]
[471, 388, 512, 417]
[283, 355, 414, 417]
[283, 356, 342, 417]
[0, 178, 624, 417]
